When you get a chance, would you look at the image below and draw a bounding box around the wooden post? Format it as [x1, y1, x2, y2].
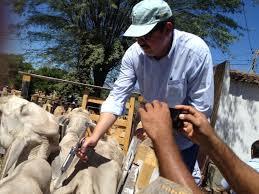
[21, 74, 31, 100]
[81, 89, 89, 110]
[124, 96, 135, 152]
[198, 62, 227, 186]
[211, 62, 227, 128]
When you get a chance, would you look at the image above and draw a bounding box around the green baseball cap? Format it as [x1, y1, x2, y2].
[123, 0, 172, 37]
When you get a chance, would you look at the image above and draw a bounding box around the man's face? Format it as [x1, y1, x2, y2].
[136, 23, 172, 59]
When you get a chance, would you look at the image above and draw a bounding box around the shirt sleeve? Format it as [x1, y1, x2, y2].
[101, 51, 137, 116]
[186, 49, 214, 118]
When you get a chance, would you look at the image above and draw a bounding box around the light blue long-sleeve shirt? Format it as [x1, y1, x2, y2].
[221, 158, 259, 193]
[101, 29, 214, 150]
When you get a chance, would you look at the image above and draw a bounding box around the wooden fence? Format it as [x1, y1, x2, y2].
[19, 71, 140, 153]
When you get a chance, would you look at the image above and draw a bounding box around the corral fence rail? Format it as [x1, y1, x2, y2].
[18, 71, 141, 153]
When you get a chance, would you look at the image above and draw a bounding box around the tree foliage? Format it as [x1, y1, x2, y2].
[31, 66, 67, 94]
[10, 0, 244, 88]
[170, 0, 243, 50]
[11, 0, 138, 88]
[0, 53, 80, 100]
[0, 54, 34, 89]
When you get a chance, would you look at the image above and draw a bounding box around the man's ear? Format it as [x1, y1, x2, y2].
[165, 22, 173, 34]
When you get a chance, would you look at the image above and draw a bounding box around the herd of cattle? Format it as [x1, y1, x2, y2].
[0, 95, 125, 194]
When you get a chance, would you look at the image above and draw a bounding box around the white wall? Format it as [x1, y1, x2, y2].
[215, 66, 259, 161]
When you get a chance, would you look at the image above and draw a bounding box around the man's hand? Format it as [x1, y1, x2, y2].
[77, 112, 117, 161]
[175, 105, 216, 148]
[77, 135, 98, 161]
[138, 100, 173, 144]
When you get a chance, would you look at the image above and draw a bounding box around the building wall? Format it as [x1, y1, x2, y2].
[215, 66, 259, 161]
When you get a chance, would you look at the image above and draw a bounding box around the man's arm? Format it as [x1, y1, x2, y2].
[78, 51, 137, 159]
[77, 112, 117, 159]
[154, 132, 202, 194]
[139, 101, 202, 194]
[90, 113, 117, 141]
[208, 135, 259, 194]
[187, 47, 214, 117]
[176, 105, 259, 194]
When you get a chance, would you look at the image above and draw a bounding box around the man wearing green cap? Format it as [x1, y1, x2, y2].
[78, 0, 214, 173]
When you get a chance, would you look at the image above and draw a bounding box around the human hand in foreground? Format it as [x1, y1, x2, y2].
[175, 105, 216, 147]
[77, 135, 98, 161]
[138, 100, 173, 143]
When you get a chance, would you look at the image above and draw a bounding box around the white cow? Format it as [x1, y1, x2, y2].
[0, 96, 125, 193]
[0, 95, 59, 178]
[51, 108, 124, 194]
[53, 137, 124, 194]
[0, 158, 52, 194]
[51, 108, 96, 190]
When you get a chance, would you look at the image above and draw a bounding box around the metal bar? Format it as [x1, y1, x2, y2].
[18, 71, 111, 91]
[18, 71, 141, 95]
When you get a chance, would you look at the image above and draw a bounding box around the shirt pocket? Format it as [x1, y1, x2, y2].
[167, 79, 186, 106]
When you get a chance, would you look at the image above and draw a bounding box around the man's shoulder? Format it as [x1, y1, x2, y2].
[122, 42, 144, 65]
[125, 42, 144, 56]
[174, 29, 207, 45]
[174, 29, 210, 55]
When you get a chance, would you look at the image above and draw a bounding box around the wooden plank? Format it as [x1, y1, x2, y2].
[22, 75, 31, 82]
[85, 95, 136, 152]
[123, 96, 135, 152]
[211, 62, 227, 128]
[21, 75, 31, 100]
[121, 163, 140, 194]
[140, 177, 193, 194]
[87, 98, 104, 105]
[81, 90, 89, 110]
[137, 164, 155, 190]
[134, 144, 159, 191]
[199, 62, 227, 186]
[89, 114, 128, 127]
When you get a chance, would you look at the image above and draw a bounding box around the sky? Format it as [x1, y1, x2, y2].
[211, 1, 259, 73]
[2, 1, 259, 74]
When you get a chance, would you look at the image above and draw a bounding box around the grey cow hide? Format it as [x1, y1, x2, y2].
[51, 108, 124, 194]
[0, 158, 52, 194]
[0, 95, 60, 178]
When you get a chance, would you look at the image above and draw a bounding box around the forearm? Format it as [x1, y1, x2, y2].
[154, 136, 202, 194]
[91, 112, 117, 140]
[205, 135, 259, 194]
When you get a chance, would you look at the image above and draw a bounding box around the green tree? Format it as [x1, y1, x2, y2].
[10, 0, 245, 87]
[0, 54, 34, 89]
[32, 66, 68, 95]
[11, 0, 138, 88]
